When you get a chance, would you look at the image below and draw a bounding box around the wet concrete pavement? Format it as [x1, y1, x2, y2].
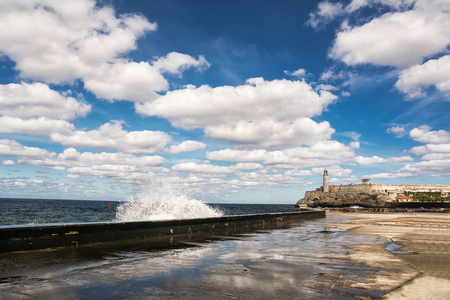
[334, 212, 450, 299]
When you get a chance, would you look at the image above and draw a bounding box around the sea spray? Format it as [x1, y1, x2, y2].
[115, 182, 223, 222]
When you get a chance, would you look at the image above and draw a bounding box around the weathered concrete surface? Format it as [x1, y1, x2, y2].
[0, 210, 324, 253]
[331, 212, 450, 299]
[322, 207, 450, 213]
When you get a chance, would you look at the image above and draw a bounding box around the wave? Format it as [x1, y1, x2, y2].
[115, 181, 223, 222]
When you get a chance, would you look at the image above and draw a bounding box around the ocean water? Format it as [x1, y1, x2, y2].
[0, 198, 298, 226]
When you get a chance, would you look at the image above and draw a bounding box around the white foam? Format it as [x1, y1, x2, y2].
[115, 181, 223, 222]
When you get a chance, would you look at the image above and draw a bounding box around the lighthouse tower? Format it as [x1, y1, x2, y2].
[323, 169, 329, 193]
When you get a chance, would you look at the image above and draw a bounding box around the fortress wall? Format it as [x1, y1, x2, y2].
[329, 184, 372, 193]
[372, 184, 450, 194]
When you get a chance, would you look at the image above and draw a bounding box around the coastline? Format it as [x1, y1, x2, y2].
[329, 212, 450, 299]
[1, 211, 449, 299]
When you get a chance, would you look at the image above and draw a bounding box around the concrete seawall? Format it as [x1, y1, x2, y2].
[321, 207, 450, 213]
[0, 210, 324, 253]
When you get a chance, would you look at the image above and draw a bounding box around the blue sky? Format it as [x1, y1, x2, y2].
[0, 0, 449, 203]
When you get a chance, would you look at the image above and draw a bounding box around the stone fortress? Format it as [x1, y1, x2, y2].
[296, 170, 450, 208]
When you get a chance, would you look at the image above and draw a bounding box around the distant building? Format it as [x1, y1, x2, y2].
[296, 170, 450, 207]
[395, 196, 413, 202]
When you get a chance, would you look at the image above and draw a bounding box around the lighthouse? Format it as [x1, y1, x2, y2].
[323, 169, 329, 193]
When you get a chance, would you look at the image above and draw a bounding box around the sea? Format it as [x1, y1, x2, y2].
[0, 198, 298, 227]
[0, 197, 388, 299]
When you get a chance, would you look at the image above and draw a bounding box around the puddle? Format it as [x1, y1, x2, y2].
[309, 226, 347, 234]
[385, 242, 415, 255]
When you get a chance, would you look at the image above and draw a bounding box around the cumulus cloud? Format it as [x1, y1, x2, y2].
[0, 140, 168, 183]
[0, 82, 91, 136]
[1, 139, 295, 193]
[2, 160, 16, 166]
[73, 151, 166, 167]
[206, 141, 356, 169]
[409, 125, 450, 144]
[137, 78, 337, 149]
[0, 82, 91, 120]
[355, 155, 413, 165]
[330, 5, 450, 68]
[83, 61, 168, 103]
[378, 125, 450, 178]
[284, 68, 307, 78]
[203, 118, 334, 149]
[307, 0, 415, 30]
[172, 162, 264, 177]
[324, 0, 450, 99]
[399, 159, 450, 176]
[285, 166, 353, 177]
[409, 143, 450, 155]
[153, 52, 210, 75]
[307, 1, 345, 29]
[396, 55, 450, 99]
[0, 116, 74, 136]
[168, 141, 207, 154]
[386, 126, 406, 134]
[0, 0, 155, 82]
[367, 171, 415, 179]
[0, 139, 55, 158]
[50, 121, 171, 154]
[0, 0, 208, 104]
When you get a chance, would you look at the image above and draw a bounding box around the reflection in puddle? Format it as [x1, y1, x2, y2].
[0, 214, 392, 299]
[385, 242, 415, 255]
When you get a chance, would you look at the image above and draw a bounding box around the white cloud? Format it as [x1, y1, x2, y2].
[76, 151, 166, 167]
[380, 124, 450, 177]
[396, 55, 450, 99]
[330, 1, 450, 68]
[2, 160, 16, 166]
[0, 116, 74, 135]
[349, 141, 360, 149]
[399, 159, 450, 176]
[367, 171, 415, 179]
[153, 52, 210, 75]
[342, 131, 361, 141]
[308, 0, 415, 29]
[285, 166, 353, 177]
[83, 61, 168, 103]
[169, 141, 207, 154]
[137, 78, 337, 149]
[172, 162, 264, 177]
[346, 0, 414, 12]
[207, 141, 356, 169]
[0, 141, 168, 183]
[284, 68, 307, 78]
[0, 0, 207, 104]
[386, 126, 406, 134]
[50, 121, 171, 153]
[355, 155, 413, 165]
[0, 139, 55, 158]
[0, 82, 91, 120]
[409, 125, 450, 144]
[202, 118, 334, 149]
[0, 0, 156, 83]
[172, 163, 233, 176]
[307, 1, 345, 29]
[409, 143, 450, 155]
[59, 148, 81, 160]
